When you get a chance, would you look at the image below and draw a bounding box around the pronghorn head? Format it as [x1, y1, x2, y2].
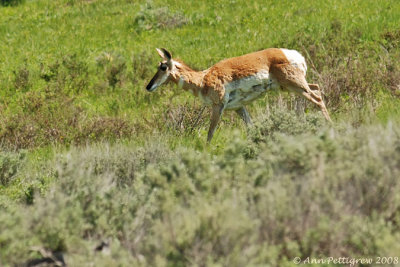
[146, 48, 174, 92]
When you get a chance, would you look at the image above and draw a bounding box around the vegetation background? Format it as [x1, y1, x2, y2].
[1, 0, 400, 266]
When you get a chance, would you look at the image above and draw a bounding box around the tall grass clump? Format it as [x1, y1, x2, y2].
[96, 52, 127, 89]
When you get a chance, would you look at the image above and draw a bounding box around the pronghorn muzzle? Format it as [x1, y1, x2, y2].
[146, 74, 159, 92]
[146, 65, 169, 92]
[146, 48, 173, 92]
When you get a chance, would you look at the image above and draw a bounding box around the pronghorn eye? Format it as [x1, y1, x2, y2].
[160, 64, 167, 71]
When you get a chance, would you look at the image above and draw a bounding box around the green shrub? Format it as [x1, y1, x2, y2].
[0, 151, 25, 186]
[132, 1, 189, 33]
[0, 142, 172, 265]
[249, 107, 326, 144]
[2, 121, 400, 265]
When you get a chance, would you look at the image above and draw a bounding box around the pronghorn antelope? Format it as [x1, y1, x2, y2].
[146, 48, 331, 142]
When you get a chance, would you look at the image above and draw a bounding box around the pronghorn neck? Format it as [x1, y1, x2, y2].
[170, 60, 205, 95]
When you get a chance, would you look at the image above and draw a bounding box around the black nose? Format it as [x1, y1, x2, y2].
[146, 81, 155, 91]
[146, 76, 157, 91]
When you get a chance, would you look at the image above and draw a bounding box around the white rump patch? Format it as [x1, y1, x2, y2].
[281, 49, 307, 76]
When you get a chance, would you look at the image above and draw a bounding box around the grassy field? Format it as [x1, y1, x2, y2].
[1, 0, 400, 266]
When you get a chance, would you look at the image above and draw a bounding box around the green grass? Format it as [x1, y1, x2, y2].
[1, 0, 400, 266]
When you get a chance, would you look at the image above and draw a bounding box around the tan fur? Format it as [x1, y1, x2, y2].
[169, 60, 206, 97]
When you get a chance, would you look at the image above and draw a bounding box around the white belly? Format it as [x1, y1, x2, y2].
[224, 71, 280, 110]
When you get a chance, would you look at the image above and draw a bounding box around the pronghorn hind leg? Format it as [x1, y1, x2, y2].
[308, 83, 325, 100]
[207, 104, 225, 143]
[308, 83, 320, 96]
[271, 64, 322, 100]
[235, 106, 252, 126]
[271, 64, 332, 122]
[308, 83, 319, 91]
[305, 84, 332, 122]
[301, 91, 332, 122]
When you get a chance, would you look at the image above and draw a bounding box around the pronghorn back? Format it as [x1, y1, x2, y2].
[201, 48, 308, 108]
[202, 48, 305, 87]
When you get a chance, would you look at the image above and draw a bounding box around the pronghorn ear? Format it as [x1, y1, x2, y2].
[161, 48, 172, 60]
[156, 48, 172, 61]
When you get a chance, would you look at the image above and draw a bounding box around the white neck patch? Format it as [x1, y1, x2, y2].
[172, 60, 185, 89]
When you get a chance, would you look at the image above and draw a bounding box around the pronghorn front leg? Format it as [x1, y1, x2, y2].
[207, 104, 225, 143]
[235, 106, 252, 126]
